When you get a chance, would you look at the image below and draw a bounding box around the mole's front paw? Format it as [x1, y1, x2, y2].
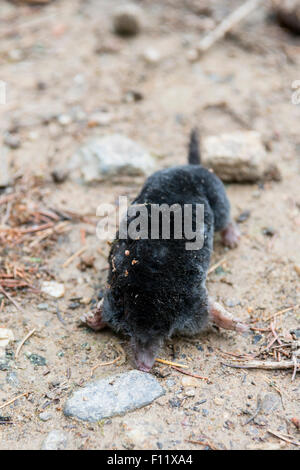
[80, 299, 107, 331]
[221, 222, 241, 248]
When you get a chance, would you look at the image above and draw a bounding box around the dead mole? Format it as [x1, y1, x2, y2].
[82, 129, 247, 371]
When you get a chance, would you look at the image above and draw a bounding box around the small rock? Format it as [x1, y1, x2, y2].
[8, 49, 23, 62]
[63, 370, 164, 422]
[184, 388, 195, 397]
[41, 430, 68, 450]
[290, 328, 300, 339]
[165, 378, 176, 388]
[169, 398, 181, 408]
[70, 134, 155, 183]
[261, 393, 282, 415]
[6, 371, 19, 388]
[4, 133, 21, 149]
[186, 49, 199, 63]
[88, 112, 113, 127]
[252, 334, 263, 345]
[41, 281, 65, 298]
[0, 328, 14, 359]
[201, 131, 266, 182]
[37, 303, 49, 310]
[0, 359, 10, 371]
[236, 210, 251, 223]
[28, 131, 39, 142]
[294, 264, 300, 277]
[181, 376, 201, 388]
[51, 168, 68, 184]
[28, 354, 47, 366]
[142, 47, 160, 65]
[122, 419, 162, 449]
[124, 89, 143, 103]
[225, 298, 240, 308]
[39, 412, 52, 422]
[263, 163, 282, 182]
[214, 397, 224, 406]
[262, 227, 276, 237]
[113, 4, 143, 36]
[57, 114, 72, 126]
[0, 148, 12, 187]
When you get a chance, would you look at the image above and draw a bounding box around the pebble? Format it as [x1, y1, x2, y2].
[142, 47, 161, 65]
[88, 112, 113, 127]
[63, 370, 164, 422]
[41, 430, 68, 450]
[37, 303, 49, 310]
[294, 264, 300, 277]
[28, 354, 47, 366]
[122, 419, 162, 449]
[57, 114, 72, 126]
[252, 334, 263, 345]
[41, 281, 65, 298]
[6, 371, 19, 388]
[4, 133, 21, 149]
[236, 210, 251, 223]
[181, 376, 201, 388]
[262, 227, 276, 237]
[0, 328, 14, 359]
[0, 148, 12, 187]
[39, 412, 52, 422]
[214, 397, 224, 406]
[70, 134, 155, 183]
[113, 4, 143, 36]
[169, 398, 181, 408]
[201, 131, 266, 182]
[184, 388, 195, 397]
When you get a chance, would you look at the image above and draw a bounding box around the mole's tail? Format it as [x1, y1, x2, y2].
[188, 128, 201, 165]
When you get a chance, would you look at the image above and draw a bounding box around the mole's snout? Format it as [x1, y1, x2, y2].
[131, 337, 161, 372]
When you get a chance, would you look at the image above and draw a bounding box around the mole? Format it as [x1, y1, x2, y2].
[82, 129, 248, 372]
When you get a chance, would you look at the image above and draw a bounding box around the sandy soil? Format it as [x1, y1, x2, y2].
[0, 0, 299, 450]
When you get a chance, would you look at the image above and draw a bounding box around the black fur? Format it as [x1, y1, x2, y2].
[101, 130, 231, 369]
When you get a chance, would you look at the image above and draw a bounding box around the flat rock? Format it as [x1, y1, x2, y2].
[70, 134, 155, 183]
[201, 131, 266, 182]
[41, 430, 68, 450]
[64, 370, 165, 422]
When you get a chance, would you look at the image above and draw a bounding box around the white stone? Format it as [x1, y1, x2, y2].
[201, 131, 266, 182]
[142, 47, 161, 64]
[41, 281, 65, 298]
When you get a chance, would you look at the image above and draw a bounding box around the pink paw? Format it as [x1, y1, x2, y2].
[80, 299, 107, 331]
[221, 222, 241, 248]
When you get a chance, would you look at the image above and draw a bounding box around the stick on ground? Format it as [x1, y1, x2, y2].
[198, 0, 263, 53]
[15, 328, 36, 360]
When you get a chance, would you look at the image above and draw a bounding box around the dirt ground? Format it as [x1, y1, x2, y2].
[0, 0, 299, 450]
